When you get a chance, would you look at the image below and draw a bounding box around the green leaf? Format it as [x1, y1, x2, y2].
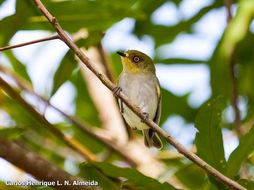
[1, 95, 38, 127]
[21, 135, 66, 168]
[0, 127, 25, 140]
[73, 129, 105, 154]
[76, 31, 103, 48]
[194, 97, 226, 172]
[194, 97, 227, 189]
[210, 0, 254, 98]
[0, 15, 18, 45]
[0, 95, 63, 144]
[135, 0, 168, 16]
[0, 0, 5, 6]
[174, 164, 209, 190]
[226, 124, 254, 178]
[4, 51, 31, 82]
[134, 1, 223, 47]
[51, 51, 76, 96]
[235, 32, 254, 69]
[79, 163, 120, 190]
[236, 32, 254, 122]
[0, 1, 43, 46]
[109, 52, 125, 80]
[82, 162, 178, 190]
[22, 0, 143, 33]
[161, 88, 197, 124]
[70, 70, 101, 127]
[238, 179, 254, 190]
[219, 0, 254, 60]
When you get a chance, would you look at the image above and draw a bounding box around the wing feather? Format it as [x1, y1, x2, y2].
[153, 77, 161, 124]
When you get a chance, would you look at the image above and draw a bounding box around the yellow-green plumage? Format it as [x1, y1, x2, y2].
[117, 50, 163, 149]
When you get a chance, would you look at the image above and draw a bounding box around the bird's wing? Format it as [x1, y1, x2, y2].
[153, 77, 161, 125]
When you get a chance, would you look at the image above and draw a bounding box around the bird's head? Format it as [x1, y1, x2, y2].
[117, 50, 155, 74]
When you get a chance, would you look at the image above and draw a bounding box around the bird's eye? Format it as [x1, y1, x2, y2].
[133, 56, 140, 63]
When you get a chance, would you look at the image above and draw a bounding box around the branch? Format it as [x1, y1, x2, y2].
[0, 65, 137, 167]
[0, 34, 60, 51]
[0, 137, 91, 190]
[97, 43, 115, 82]
[0, 76, 96, 162]
[224, 0, 242, 136]
[225, 0, 233, 22]
[33, 1, 246, 189]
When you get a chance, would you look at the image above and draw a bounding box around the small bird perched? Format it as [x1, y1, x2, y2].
[115, 50, 163, 149]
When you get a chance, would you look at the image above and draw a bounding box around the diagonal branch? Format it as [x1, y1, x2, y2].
[0, 34, 60, 51]
[0, 137, 91, 190]
[0, 76, 96, 162]
[32, 0, 246, 189]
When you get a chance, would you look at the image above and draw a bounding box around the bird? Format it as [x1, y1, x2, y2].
[114, 50, 163, 149]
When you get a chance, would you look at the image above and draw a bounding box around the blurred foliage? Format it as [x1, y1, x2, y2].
[227, 122, 254, 178]
[0, 0, 254, 189]
[210, 0, 254, 100]
[80, 162, 177, 190]
[174, 164, 208, 190]
[195, 97, 226, 172]
[194, 97, 227, 189]
[238, 179, 254, 189]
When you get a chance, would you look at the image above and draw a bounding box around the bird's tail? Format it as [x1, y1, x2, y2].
[143, 129, 163, 149]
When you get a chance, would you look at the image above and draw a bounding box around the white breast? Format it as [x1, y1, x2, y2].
[119, 72, 158, 130]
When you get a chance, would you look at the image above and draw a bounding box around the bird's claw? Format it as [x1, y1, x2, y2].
[113, 86, 124, 113]
[113, 86, 122, 97]
[141, 112, 149, 122]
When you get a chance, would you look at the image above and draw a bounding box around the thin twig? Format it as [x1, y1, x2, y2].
[0, 77, 96, 161]
[32, 1, 246, 189]
[225, 0, 242, 136]
[225, 0, 233, 22]
[0, 137, 91, 190]
[0, 34, 60, 51]
[230, 51, 242, 135]
[0, 65, 137, 167]
[97, 43, 114, 82]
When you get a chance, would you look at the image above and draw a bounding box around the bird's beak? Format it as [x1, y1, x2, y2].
[117, 51, 127, 57]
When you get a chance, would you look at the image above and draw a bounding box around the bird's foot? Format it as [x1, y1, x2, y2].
[141, 112, 149, 123]
[113, 86, 124, 113]
[132, 127, 137, 130]
[113, 86, 122, 97]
